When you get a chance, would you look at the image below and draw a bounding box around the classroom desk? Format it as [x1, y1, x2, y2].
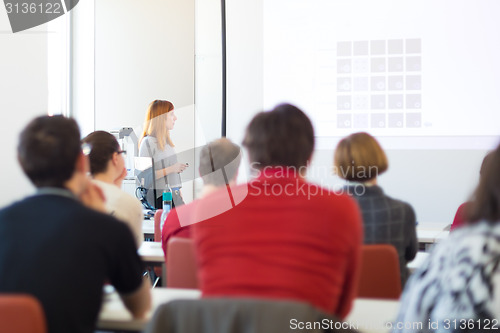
[346, 298, 400, 333]
[407, 251, 429, 273]
[142, 219, 154, 239]
[417, 227, 449, 251]
[138, 241, 166, 287]
[97, 287, 201, 332]
[138, 241, 164, 263]
[97, 288, 400, 333]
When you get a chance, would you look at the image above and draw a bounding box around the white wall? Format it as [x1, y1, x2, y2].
[309, 141, 488, 227]
[195, 0, 222, 144]
[226, 0, 264, 146]
[93, 0, 194, 136]
[71, 0, 196, 202]
[0, 0, 197, 207]
[2, 1, 488, 223]
[380, 149, 487, 226]
[192, 0, 223, 196]
[0, 11, 49, 207]
[70, 0, 95, 137]
[224, 0, 490, 227]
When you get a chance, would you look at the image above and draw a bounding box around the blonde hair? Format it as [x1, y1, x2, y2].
[334, 132, 388, 182]
[139, 100, 175, 150]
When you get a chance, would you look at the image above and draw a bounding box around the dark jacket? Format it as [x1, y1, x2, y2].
[346, 184, 418, 286]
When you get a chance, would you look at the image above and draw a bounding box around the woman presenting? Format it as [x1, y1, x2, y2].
[139, 100, 187, 208]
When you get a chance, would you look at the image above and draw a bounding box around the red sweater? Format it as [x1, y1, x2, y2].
[450, 202, 467, 231]
[193, 169, 362, 318]
[161, 202, 195, 257]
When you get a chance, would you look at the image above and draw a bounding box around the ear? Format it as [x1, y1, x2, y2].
[306, 152, 314, 167]
[111, 151, 119, 166]
[299, 154, 313, 178]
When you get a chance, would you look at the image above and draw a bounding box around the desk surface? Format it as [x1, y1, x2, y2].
[346, 298, 400, 333]
[98, 288, 400, 333]
[143, 219, 154, 235]
[138, 241, 164, 263]
[407, 251, 429, 273]
[417, 227, 449, 244]
[98, 288, 201, 331]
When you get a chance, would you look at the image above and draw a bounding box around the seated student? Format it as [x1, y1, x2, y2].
[450, 151, 493, 231]
[0, 116, 151, 333]
[334, 132, 417, 287]
[161, 138, 241, 256]
[82, 131, 143, 247]
[192, 104, 362, 319]
[393, 142, 500, 332]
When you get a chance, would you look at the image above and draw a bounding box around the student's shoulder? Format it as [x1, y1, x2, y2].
[141, 136, 158, 146]
[308, 184, 358, 208]
[0, 194, 78, 217]
[98, 181, 139, 205]
[65, 198, 124, 228]
[383, 193, 415, 215]
[86, 209, 136, 243]
[139, 136, 158, 154]
[173, 200, 197, 214]
[309, 187, 362, 224]
[74, 202, 117, 222]
[202, 184, 247, 201]
[120, 191, 143, 210]
[0, 194, 123, 231]
[95, 179, 138, 202]
[93, 180, 116, 198]
[0, 197, 30, 219]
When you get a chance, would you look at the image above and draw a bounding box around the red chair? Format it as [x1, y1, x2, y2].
[357, 244, 402, 299]
[151, 210, 164, 285]
[154, 209, 163, 243]
[0, 294, 47, 333]
[166, 237, 198, 289]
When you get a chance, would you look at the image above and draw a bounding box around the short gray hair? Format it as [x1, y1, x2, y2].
[199, 138, 241, 186]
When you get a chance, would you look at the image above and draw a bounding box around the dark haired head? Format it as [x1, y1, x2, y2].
[480, 151, 494, 176]
[17, 115, 81, 188]
[242, 103, 315, 169]
[82, 131, 121, 175]
[199, 138, 241, 186]
[467, 148, 500, 223]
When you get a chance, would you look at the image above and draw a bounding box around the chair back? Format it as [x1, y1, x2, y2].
[166, 237, 198, 289]
[144, 298, 347, 333]
[152, 210, 164, 278]
[0, 294, 47, 333]
[357, 244, 401, 299]
[154, 209, 163, 242]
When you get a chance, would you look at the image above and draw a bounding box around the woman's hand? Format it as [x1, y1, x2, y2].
[158, 163, 188, 178]
[113, 167, 128, 187]
[80, 183, 106, 213]
[170, 162, 188, 174]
